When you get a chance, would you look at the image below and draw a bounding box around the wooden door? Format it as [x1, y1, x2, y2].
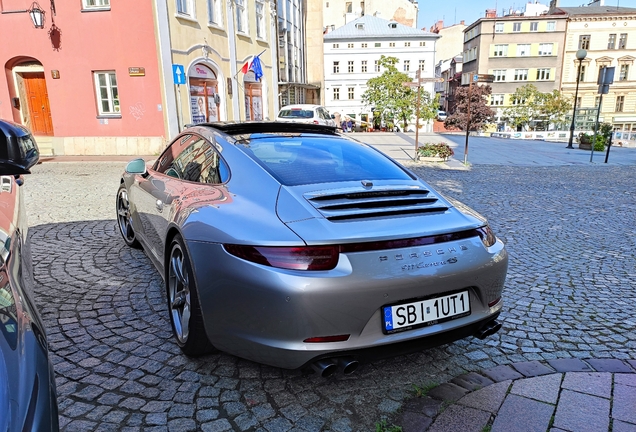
[23, 72, 53, 135]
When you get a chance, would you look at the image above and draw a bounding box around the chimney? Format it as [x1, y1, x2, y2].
[485, 9, 496, 18]
[460, 20, 465, 25]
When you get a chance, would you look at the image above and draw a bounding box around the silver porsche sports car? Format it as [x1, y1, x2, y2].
[117, 122, 507, 376]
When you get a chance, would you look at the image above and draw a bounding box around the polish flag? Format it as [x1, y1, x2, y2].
[240, 57, 253, 74]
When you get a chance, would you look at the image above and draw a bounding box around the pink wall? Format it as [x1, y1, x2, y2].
[0, 0, 165, 138]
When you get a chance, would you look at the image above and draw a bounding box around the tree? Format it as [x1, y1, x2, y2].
[444, 84, 495, 131]
[502, 84, 572, 131]
[362, 56, 438, 130]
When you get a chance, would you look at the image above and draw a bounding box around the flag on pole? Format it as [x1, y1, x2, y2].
[251, 55, 263, 81]
[236, 50, 266, 80]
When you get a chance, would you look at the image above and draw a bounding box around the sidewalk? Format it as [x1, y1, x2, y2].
[397, 358, 636, 432]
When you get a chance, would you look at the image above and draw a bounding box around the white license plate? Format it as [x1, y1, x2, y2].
[382, 290, 470, 333]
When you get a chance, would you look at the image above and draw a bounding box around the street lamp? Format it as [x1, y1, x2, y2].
[566, 49, 587, 149]
[27, 2, 46, 29]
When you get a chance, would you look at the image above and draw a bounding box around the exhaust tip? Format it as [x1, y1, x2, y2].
[474, 320, 502, 340]
[337, 357, 359, 375]
[311, 359, 338, 378]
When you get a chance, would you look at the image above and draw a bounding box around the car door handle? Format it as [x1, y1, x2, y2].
[156, 200, 164, 212]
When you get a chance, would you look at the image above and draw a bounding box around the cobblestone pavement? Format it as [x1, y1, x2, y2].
[24, 160, 636, 431]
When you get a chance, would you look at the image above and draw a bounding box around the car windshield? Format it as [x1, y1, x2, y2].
[235, 134, 413, 186]
[278, 109, 314, 119]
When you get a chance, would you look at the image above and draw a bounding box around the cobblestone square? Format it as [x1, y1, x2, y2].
[24, 158, 636, 431]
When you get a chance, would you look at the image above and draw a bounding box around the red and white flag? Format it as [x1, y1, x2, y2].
[240, 57, 253, 74]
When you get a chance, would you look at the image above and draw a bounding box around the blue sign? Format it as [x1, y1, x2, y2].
[172, 64, 186, 85]
[473, 74, 479, 82]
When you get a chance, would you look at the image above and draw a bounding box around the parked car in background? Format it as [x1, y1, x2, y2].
[436, 110, 448, 121]
[116, 122, 507, 377]
[276, 104, 337, 127]
[0, 120, 59, 431]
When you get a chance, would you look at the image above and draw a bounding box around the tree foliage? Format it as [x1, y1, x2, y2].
[362, 56, 438, 129]
[502, 84, 572, 130]
[444, 84, 495, 131]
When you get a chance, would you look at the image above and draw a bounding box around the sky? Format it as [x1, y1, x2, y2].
[417, 0, 636, 31]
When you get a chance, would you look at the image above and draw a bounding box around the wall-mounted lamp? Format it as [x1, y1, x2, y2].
[27, 2, 46, 29]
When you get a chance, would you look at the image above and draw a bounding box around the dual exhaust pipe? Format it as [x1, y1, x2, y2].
[474, 319, 502, 340]
[311, 357, 359, 378]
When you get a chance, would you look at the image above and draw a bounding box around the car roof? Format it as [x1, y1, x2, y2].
[278, 104, 324, 110]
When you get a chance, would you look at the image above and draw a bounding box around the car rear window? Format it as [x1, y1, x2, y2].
[278, 109, 314, 119]
[235, 134, 413, 186]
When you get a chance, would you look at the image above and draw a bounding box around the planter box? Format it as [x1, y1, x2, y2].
[579, 142, 592, 150]
[417, 156, 447, 162]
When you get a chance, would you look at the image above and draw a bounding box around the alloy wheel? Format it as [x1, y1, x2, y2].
[168, 244, 191, 344]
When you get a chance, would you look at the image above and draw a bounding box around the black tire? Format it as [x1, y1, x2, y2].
[116, 184, 142, 249]
[166, 234, 214, 356]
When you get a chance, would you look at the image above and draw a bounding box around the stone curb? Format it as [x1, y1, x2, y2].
[395, 358, 636, 432]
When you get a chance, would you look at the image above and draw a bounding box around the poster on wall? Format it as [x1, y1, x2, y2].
[188, 64, 219, 124]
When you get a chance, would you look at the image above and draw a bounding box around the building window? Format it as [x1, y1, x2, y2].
[404, 42, 411, 47]
[176, 0, 191, 15]
[348, 43, 354, 48]
[514, 69, 528, 81]
[348, 61, 354, 73]
[389, 42, 395, 47]
[579, 35, 590, 50]
[236, 0, 248, 33]
[513, 22, 521, 32]
[403, 60, 410, 71]
[374, 60, 380, 72]
[419, 60, 425, 71]
[538, 43, 553, 56]
[579, 65, 586, 82]
[530, 22, 538, 32]
[333, 88, 340, 100]
[83, 0, 109, 8]
[512, 96, 526, 105]
[361, 43, 367, 48]
[595, 96, 601, 108]
[332, 43, 339, 48]
[546, 21, 555, 31]
[361, 60, 367, 72]
[576, 96, 581, 108]
[619, 64, 629, 81]
[94, 71, 119, 115]
[495, 22, 504, 33]
[255, 0, 265, 38]
[516, 44, 530, 56]
[420, 41, 426, 46]
[333, 61, 340, 73]
[493, 69, 506, 81]
[207, 0, 220, 24]
[494, 44, 508, 57]
[348, 87, 354, 99]
[491, 94, 504, 105]
[616, 95, 624, 112]
[619, 33, 628, 49]
[345, 1, 352, 12]
[536, 68, 551, 80]
[608, 34, 616, 50]
[375, 42, 381, 47]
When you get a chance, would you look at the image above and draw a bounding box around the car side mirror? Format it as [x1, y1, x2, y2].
[0, 120, 40, 176]
[125, 158, 147, 175]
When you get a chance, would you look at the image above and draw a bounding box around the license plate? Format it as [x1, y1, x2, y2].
[382, 290, 470, 333]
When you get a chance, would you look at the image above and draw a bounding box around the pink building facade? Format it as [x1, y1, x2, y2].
[0, 0, 166, 155]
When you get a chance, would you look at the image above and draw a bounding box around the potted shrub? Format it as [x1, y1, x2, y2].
[417, 142, 455, 162]
[578, 132, 592, 150]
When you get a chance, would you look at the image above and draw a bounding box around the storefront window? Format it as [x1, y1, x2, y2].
[188, 64, 219, 124]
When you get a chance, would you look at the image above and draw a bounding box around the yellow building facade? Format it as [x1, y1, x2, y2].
[154, 0, 278, 140]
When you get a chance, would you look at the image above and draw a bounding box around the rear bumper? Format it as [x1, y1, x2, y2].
[187, 236, 507, 369]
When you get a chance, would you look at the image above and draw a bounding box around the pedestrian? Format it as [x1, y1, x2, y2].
[341, 120, 347, 132]
[334, 112, 342, 130]
[347, 119, 353, 133]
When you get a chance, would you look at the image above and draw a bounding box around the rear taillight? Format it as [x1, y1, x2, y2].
[313, 120, 320, 124]
[477, 225, 497, 247]
[224, 245, 340, 270]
